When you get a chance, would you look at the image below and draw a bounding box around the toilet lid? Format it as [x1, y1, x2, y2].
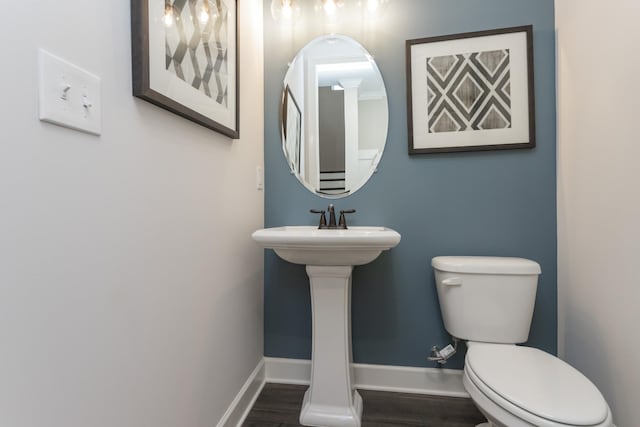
[466, 344, 608, 426]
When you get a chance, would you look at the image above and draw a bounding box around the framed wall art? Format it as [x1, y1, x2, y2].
[282, 85, 301, 174]
[131, 0, 239, 138]
[406, 25, 534, 154]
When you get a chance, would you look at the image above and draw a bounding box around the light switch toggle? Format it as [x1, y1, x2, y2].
[82, 95, 92, 109]
[61, 83, 71, 100]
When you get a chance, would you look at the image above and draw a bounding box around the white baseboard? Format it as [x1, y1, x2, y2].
[216, 357, 468, 427]
[216, 359, 266, 427]
[264, 357, 312, 385]
[264, 357, 469, 398]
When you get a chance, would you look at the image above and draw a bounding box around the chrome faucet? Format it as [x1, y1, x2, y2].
[310, 204, 356, 229]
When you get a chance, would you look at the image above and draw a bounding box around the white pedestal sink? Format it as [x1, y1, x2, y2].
[252, 226, 401, 427]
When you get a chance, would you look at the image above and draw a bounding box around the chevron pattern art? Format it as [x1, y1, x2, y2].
[426, 49, 511, 133]
[165, 0, 229, 106]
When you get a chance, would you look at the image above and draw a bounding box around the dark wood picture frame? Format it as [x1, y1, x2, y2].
[406, 25, 535, 154]
[131, 0, 239, 139]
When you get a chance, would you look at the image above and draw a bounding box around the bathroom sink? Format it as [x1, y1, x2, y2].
[252, 224, 401, 427]
[251, 225, 401, 266]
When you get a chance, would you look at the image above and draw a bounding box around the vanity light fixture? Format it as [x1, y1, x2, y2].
[366, 0, 380, 13]
[315, 0, 344, 17]
[271, 0, 390, 22]
[323, 0, 338, 15]
[357, 0, 389, 15]
[271, 0, 388, 23]
[270, 0, 301, 21]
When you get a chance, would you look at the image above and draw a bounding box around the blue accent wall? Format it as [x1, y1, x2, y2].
[263, 0, 556, 369]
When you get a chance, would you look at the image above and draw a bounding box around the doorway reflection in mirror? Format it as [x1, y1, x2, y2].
[281, 34, 388, 199]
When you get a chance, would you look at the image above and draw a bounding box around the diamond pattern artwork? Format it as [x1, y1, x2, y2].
[165, 0, 229, 106]
[426, 49, 511, 133]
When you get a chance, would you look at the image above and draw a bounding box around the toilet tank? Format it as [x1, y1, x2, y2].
[432, 256, 541, 344]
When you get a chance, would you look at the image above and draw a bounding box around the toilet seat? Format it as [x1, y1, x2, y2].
[465, 343, 611, 427]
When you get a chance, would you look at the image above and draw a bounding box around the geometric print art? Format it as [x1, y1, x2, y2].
[426, 49, 511, 133]
[165, 0, 229, 106]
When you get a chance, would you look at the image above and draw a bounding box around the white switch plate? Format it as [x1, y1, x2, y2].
[256, 166, 264, 190]
[38, 49, 102, 135]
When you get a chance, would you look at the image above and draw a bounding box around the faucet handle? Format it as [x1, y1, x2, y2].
[310, 209, 327, 229]
[338, 209, 356, 229]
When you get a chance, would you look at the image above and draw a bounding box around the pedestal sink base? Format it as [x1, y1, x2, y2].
[300, 265, 361, 427]
[300, 388, 363, 427]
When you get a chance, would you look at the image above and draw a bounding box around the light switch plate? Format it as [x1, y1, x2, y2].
[38, 49, 102, 135]
[256, 166, 264, 190]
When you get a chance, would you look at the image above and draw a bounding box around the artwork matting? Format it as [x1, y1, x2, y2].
[406, 25, 535, 154]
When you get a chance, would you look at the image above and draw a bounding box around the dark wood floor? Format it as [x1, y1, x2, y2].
[243, 383, 486, 427]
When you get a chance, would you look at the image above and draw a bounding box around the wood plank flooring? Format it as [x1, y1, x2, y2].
[243, 383, 487, 427]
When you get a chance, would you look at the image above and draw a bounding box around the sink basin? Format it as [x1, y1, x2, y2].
[251, 226, 401, 266]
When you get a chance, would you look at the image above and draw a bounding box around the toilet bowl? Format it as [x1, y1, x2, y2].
[432, 256, 612, 427]
[463, 342, 612, 427]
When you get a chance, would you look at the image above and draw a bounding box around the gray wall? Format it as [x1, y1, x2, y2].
[264, 0, 556, 368]
[0, 1, 264, 425]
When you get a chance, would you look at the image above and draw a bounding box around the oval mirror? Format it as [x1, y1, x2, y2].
[281, 34, 389, 198]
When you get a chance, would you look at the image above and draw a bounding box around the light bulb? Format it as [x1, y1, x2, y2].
[366, 0, 379, 13]
[163, 5, 174, 27]
[282, 0, 293, 19]
[198, 1, 211, 25]
[199, 10, 209, 24]
[271, 0, 300, 21]
[323, 0, 337, 16]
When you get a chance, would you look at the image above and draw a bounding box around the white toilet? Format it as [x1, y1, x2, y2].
[432, 256, 613, 427]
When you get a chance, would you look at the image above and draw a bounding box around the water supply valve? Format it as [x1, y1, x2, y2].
[427, 337, 459, 365]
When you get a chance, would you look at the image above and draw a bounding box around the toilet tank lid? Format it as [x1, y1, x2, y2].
[432, 256, 541, 275]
